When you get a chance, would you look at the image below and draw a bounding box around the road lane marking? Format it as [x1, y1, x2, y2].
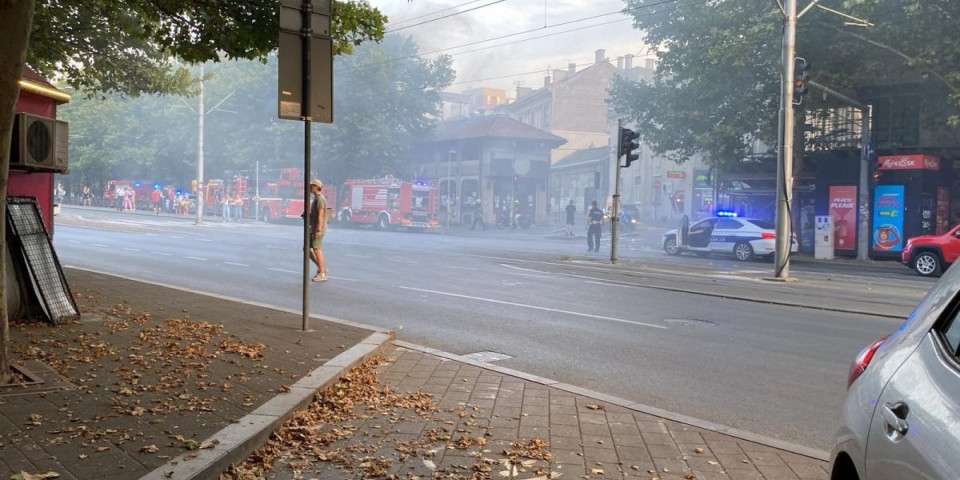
[225, 262, 250, 267]
[185, 256, 208, 261]
[152, 252, 172, 256]
[92, 243, 108, 247]
[346, 254, 372, 258]
[398, 286, 667, 330]
[450, 266, 477, 271]
[196, 238, 213, 242]
[269, 268, 299, 274]
[585, 280, 633, 288]
[123, 248, 141, 252]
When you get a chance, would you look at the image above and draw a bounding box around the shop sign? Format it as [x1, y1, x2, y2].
[667, 171, 685, 179]
[829, 185, 857, 251]
[877, 154, 940, 171]
[872, 185, 905, 252]
[693, 168, 712, 189]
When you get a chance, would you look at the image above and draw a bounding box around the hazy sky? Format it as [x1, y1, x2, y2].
[369, 0, 652, 97]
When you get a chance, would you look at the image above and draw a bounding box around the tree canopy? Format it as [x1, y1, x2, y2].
[608, 0, 960, 165]
[59, 34, 455, 192]
[27, 0, 389, 97]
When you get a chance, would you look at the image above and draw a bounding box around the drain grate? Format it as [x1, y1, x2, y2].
[463, 351, 513, 363]
[663, 318, 717, 327]
[1, 361, 74, 397]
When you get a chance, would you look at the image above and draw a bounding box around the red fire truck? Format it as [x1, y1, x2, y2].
[257, 168, 335, 222]
[338, 177, 439, 231]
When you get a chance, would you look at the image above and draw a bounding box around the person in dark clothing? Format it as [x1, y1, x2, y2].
[470, 199, 485, 231]
[586, 200, 604, 252]
[565, 200, 576, 236]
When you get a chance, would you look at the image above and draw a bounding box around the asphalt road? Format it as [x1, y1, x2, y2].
[51, 206, 935, 452]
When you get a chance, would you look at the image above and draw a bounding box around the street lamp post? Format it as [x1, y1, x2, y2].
[447, 150, 455, 230]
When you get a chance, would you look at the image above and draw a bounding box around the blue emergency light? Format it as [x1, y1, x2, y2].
[716, 210, 738, 217]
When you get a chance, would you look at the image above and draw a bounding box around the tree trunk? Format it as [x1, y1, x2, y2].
[0, 0, 36, 384]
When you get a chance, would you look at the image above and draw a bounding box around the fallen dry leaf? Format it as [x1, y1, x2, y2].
[11, 472, 61, 480]
[585, 404, 603, 410]
[140, 445, 160, 453]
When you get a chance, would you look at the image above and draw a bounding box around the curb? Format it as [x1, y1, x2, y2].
[393, 340, 830, 463]
[140, 331, 395, 480]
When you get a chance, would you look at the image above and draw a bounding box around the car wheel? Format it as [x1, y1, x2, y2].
[377, 214, 390, 230]
[733, 241, 754, 261]
[913, 251, 942, 277]
[663, 236, 680, 255]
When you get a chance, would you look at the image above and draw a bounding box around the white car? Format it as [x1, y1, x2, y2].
[661, 216, 798, 261]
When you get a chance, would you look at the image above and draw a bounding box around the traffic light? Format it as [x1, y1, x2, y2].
[793, 57, 810, 105]
[619, 126, 640, 168]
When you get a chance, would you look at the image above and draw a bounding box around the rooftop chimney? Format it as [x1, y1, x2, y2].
[625, 54, 634, 70]
[595, 49, 606, 63]
[617, 57, 624, 70]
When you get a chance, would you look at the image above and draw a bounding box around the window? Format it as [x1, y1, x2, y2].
[747, 219, 776, 230]
[716, 219, 743, 230]
[943, 311, 960, 356]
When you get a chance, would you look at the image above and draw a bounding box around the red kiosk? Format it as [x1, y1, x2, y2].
[8, 66, 71, 234]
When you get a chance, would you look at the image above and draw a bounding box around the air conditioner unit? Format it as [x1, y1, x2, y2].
[11, 113, 67, 172]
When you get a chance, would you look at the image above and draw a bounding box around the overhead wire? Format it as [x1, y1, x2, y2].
[386, 0, 507, 33]
[338, 0, 679, 74]
[339, 0, 682, 99]
[387, 0, 493, 27]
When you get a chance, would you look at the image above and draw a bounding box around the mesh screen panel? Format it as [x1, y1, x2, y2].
[7, 197, 79, 324]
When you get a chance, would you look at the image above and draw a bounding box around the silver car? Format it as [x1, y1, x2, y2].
[830, 264, 960, 479]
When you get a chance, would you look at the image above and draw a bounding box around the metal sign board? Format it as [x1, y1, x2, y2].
[278, 33, 333, 122]
[277, 0, 333, 123]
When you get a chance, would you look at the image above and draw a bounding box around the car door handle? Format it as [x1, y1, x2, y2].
[881, 402, 910, 436]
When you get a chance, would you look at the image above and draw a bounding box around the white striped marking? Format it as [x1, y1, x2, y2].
[269, 268, 299, 274]
[122, 248, 141, 252]
[92, 243, 108, 248]
[185, 256, 207, 261]
[152, 252, 172, 256]
[398, 286, 666, 330]
[225, 262, 250, 267]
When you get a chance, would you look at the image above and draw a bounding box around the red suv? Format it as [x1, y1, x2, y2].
[902, 224, 960, 276]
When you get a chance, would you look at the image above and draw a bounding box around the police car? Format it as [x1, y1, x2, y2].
[661, 214, 798, 261]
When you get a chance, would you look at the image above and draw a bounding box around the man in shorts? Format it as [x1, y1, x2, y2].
[309, 179, 328, 282]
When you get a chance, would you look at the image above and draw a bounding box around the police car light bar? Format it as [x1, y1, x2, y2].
[716, 210, 738, 217]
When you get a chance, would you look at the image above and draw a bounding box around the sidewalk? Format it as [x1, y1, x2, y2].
[1, 269, 829, 480]
[1, 268, 390, 480]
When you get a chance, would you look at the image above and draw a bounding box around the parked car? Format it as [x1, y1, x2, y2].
[661, 216, 798, 261]
[829, 264, 960, 479]
[605, 204, 640, 232]
[901, 224, 960, 276]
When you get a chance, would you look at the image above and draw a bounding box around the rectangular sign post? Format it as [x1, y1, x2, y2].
[278, 0, 334, 332]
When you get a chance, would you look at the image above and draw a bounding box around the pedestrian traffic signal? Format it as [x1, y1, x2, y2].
[793, 57, 810, 105]
[619, 127, 640, 168]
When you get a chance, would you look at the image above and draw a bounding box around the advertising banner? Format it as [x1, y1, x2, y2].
[829, 185, 857, 250]
[872, 185, 905, 252]
[877, 154, 940, 171]
[937, 187, 950, 234]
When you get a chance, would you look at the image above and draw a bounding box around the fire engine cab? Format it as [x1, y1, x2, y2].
[257, 168, 335, 223]
[339, 177, 439, 231]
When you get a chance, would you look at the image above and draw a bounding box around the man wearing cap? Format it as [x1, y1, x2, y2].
[308, 179, 328, 282]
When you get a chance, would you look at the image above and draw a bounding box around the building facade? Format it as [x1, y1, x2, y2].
[411, 115, 566, 226]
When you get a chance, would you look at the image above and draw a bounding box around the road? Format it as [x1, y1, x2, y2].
[51, 206, 935, 452]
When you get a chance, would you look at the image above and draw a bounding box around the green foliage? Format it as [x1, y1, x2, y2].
[611, 0, 960, 164]
[59, 34, 455, 192]
[27, 0, 387, 98]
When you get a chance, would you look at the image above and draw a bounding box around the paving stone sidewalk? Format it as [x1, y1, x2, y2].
[254, 347, 829, 480]
[0, 268, 382, 480]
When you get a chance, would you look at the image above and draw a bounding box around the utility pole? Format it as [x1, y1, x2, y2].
[773, 0, 797, 280]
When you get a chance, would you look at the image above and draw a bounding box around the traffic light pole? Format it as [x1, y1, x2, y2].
[611, 120, 623, 265]
[773, 0, 797, 281]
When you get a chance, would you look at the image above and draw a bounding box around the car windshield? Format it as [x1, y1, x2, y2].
[746, 219, 775, 230]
